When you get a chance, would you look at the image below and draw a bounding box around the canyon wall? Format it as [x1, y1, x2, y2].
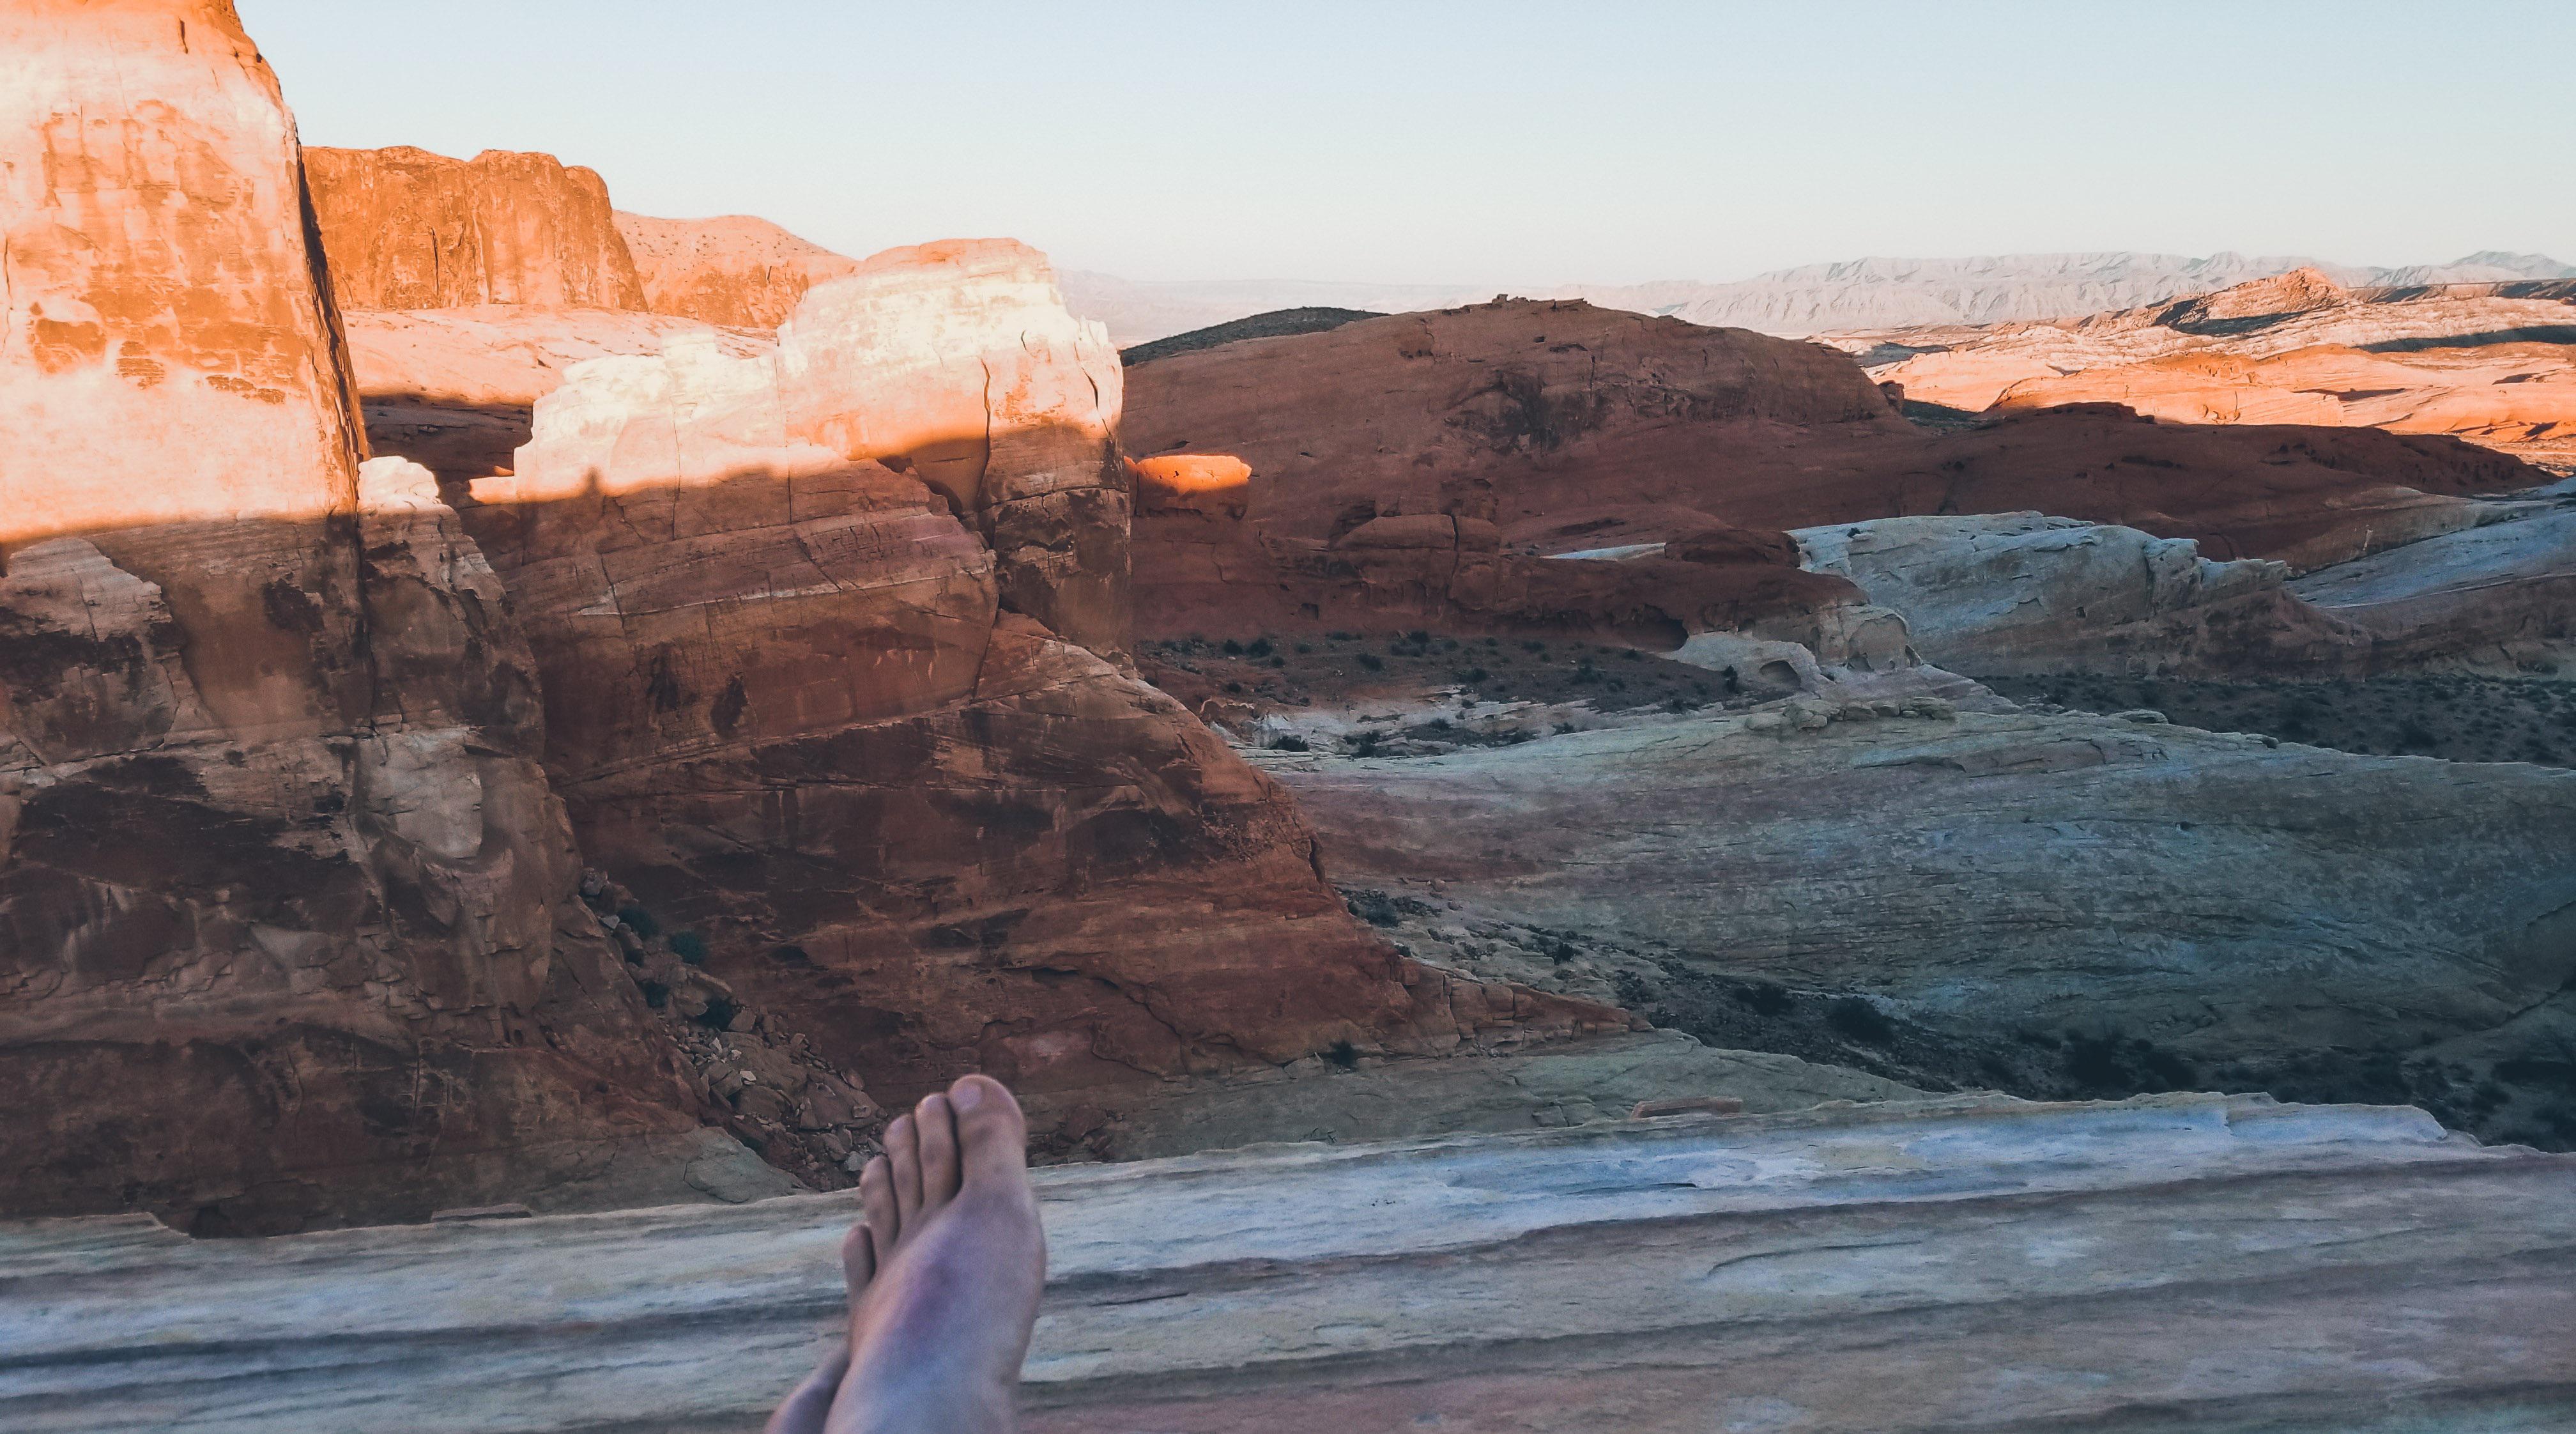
[0, 0, 736, 1232]
[303, 144, 647, 311]
[460, 249, 1629, 1141]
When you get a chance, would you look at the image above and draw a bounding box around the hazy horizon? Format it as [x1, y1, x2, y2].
[238, 0, 2573, 289]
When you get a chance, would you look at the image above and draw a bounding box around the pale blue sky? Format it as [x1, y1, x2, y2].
[236, 1, 2573, 286]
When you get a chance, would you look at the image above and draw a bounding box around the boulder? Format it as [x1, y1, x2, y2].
[0, 0, 740, 1233]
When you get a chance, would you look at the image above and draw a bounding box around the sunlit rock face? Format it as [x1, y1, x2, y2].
[777, 239, 1132, 661]
[616, 211, 862, 330]
[303, 144, 648, 311]
[0, 0, 735, 1234]
[463, 251, 1631, 1142]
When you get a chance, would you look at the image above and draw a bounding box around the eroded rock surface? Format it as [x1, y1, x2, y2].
[458, 256, 1630, 1143]
[304, 144, 647, 311]
[8, 1093, 2570, 1433]
[1121, 300, 2540, 576]
[615, 211, 861, 330]
[0, 1, 753, 1233]
[1271, 707, 2576, 1147]
[1794, 513, 2374, 675]
[1859, 270, 2576, 470]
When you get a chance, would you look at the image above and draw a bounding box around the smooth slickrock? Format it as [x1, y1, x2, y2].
[1269, 706, 2576, 1146]
[461, 259, 1631, 1139]
[2288, 504, 2576, 670]
[303, 144, 647, 311]
[615, 211, 862, 330]
[0, 0, 758, 1233]
[1793, 512, 2374, 675]
[1121, 300, 2542, 577]
[5, 1092, 2570, 1433]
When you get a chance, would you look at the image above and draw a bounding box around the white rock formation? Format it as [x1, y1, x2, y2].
[1791, 513, 2366, 674]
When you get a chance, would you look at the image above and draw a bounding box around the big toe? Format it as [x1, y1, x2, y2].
[947, 1074, 1029, 1187]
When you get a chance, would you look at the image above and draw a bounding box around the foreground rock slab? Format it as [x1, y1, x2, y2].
[4, 1093, 2568, 1433]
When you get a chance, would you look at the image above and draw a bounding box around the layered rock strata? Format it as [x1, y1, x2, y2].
[8, 1093, 2570, 1433]
[461, 258, 1629, 1136]
[0, 0, 739, 1231]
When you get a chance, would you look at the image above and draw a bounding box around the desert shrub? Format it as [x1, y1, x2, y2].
[1246, 636, 1274, 658]
[1325, 1040, 1361, 1069]
[1273, 734, 1310, 752]
[1733, 983, 1793, 1017]
[1221, 638, 1244, 655]
[670, 931, 709, 966]
[1357, 652, 1384, 670]
[1827, 996, 1894, 1044]
[1346, 891, 1401, 927]
[617, 905, 660, 939]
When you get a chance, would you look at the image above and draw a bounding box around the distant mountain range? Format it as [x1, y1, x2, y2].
[1062, 251, 2576, 346]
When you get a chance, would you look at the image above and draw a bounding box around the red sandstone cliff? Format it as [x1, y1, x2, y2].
[0, 0, 735, 1232]
[304, 144, 648, 311]
[617, 211, 861, 330]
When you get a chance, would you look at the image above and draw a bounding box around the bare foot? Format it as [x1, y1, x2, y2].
[783, 1074, 1044, 1434]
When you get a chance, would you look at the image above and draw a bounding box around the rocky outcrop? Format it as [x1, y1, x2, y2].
[772, 239, 1132, 658]
[1121, 298, 1901, 545]
[1272, 707, 2576, 1148]
[0, 1, 764, 1233]
[1121, 301, 2541, 574]
[346, 305, 767, 484]
[1794, 513, 2375, 675]
[303, 144, 647, 311]
[1133, 447, 1885, 651]
[12, 1093, 2572, 1433]
[615, 211, 861, 330]
[2288, 504, 2576, 672]
[459, 259, 1631, 1140]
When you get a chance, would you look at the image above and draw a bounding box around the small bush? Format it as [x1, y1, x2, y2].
[670, 931, 709, 966]
[617, 905, 661, 939]
[1357, 653, 1384, 671]
[1221, 638, 1244, 656]
[1273, 734, 1310, 752]
[1325, 1040, 1361, 1069]
[1246, 637, 1275, 658]
[1827, 996, 1895, 1044]
[1733, 983, 1793, 1017]
[1346, 891, 1401, 927]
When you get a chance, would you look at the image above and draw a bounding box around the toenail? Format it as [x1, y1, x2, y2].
[953, 1080, 983, 1110]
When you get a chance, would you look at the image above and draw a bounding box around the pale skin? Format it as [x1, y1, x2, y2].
[766, 1074, 1048, 1434]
